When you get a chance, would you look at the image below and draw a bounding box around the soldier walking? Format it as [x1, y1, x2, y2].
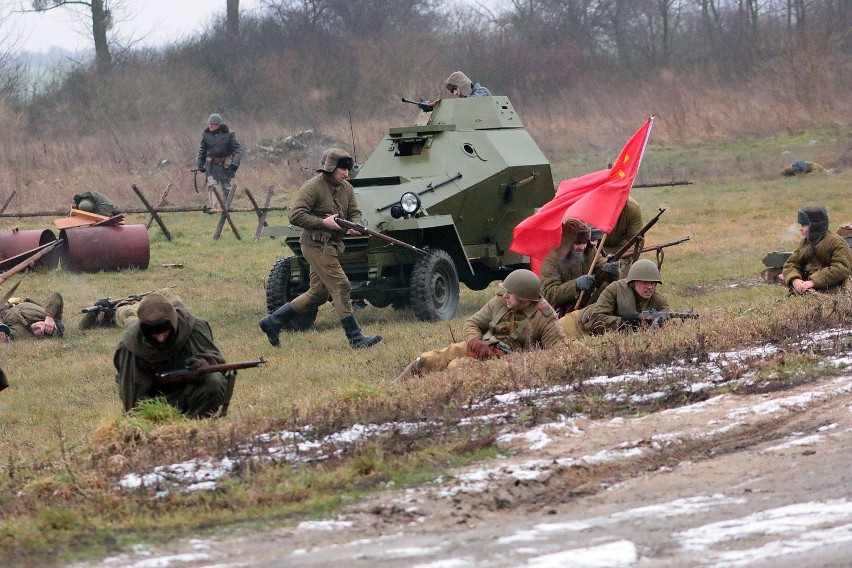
[259, 148, 382, 349]
[197, 113, 242, 210]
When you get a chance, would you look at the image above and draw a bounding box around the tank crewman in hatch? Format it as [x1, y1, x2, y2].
[114, 292, 231, 418]
[197, 113, 242, 210]
[259, 148, 382, 350]
[396, 269, 567, 380]
[601, 195, 644, 278]
[560, 259, 670, 339]
[783, 206, 852, 295]
[0, 292, 65, 341]
[540, 218, 620, 316]
[426, 71, 492, 108]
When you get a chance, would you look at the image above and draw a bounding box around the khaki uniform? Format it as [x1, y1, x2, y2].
[561, 279, 669, 338]
[540, 247, 605, 314]
[418, 294, 567, 374]
[80, 289, 183, 330]
[783, 232, 852, 294]
[0, 292, 64, 340]
[288, 173, 362, 319]
[603, 196, 643, 277]
[114, 303, 228, 418]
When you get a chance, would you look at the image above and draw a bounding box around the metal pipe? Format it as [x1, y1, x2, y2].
[59, 225, 150, 273]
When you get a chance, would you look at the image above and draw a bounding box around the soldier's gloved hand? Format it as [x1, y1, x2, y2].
[94, 299, 112, 309]
[620, 314, 642, 329]
[467, 338, 492, 360]
[186, 357, 210, 371]
[575, 275, 596, 291]
[601, 262, 620, 277]
[198, 166, 206, 173]
[227, 164, 239, 173]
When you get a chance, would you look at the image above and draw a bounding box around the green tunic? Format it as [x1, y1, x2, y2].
[603, 196, 643, 255]
[113, 306, 227, 418]
[580, 279, 669, 335]
[0, 293, 64, 340]
[463, 294, 567, 351]
[783, 232, 852, 293]
[540, 247, 605, 312]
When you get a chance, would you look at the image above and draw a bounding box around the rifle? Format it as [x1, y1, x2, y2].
[401, 97, 434, 112]
[334, 217, 428, 255]
[0, 239, 63, 286]
[637, 309, 699, 328]
[81, 287, 177, 314]
[636, 236, 690, 255]
[153, 358, 266, 388]
[606, 207, 666, 263]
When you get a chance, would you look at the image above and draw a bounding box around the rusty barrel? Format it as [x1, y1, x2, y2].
[0, 229, 60, 270]
[60, 224, 150, 273]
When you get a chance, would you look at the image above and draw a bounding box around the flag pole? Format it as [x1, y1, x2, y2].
[572, 232, 609, 312]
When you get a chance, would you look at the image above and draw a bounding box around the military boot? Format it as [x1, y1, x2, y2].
[341, 314, 382, 349]
[258, 303, 296, 347]
[396, 357, 424, 381]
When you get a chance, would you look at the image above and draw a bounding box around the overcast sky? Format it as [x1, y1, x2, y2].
[4, 0, 502, 54]
[4, 0, 265, 54]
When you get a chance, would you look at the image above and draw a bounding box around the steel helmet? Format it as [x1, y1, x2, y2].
[76, 198, 96, 213]
[626, 259, 662, 283]
[501, 269, 541, 301]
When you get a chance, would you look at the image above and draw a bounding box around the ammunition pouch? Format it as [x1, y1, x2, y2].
[304, 228, 333, 245]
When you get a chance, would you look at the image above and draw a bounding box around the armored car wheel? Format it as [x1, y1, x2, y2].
[410, 249, 460, 321]
[265, 256, 317, 331]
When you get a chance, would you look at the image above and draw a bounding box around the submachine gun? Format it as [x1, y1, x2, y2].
[636, 309, 699, 328]
[81, 287, 177, 317]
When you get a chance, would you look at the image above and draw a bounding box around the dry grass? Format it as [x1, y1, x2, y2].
[0, 118, 850, 565]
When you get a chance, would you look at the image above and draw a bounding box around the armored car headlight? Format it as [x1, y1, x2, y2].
[400, 192, 421, 214]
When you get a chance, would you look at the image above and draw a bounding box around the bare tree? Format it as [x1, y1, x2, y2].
[227, 0, 240, 39]
[29, 0, 114, 74]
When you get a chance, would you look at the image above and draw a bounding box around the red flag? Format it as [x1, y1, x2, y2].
[510, 117, 654, 274]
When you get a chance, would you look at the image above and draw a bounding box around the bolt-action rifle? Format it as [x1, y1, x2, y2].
[81, 287, 177, 314]
[401, 97, 434, 112]
[606, 208, 666, 263]
[333, 217, 428, 255]
[153, 358, 266, 388]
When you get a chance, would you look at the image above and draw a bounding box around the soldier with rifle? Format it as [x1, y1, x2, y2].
[114, 292, 237, 418]
[80, 287, 180, 330]
[602, 196, 644, 278]
[397, 269, 566, 380]
[783, 206, 852, 295]
[560, 259, 696, 339]
[540, 218, 620, 316]
[259, 148, 382, 350]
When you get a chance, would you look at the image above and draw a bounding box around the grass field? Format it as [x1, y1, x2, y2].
[0, 128, 850, 565]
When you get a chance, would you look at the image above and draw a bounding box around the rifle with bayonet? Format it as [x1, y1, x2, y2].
[606, 207, 666, 263]
[401, 97, 434, 112]
[333, 217, 428, 255]
[152, 358, 266, 388]
[0, 239, 64, 286]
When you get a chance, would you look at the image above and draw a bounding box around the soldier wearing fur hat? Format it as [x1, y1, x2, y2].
[560, 259, 670, 339]
[397, 269, 566, 380]
[0, 292, 65, 341]
[540, 218, 620, 315]
[783, 206, 852, 295]
[259, 148, 382, 350]
[196, 113, 242, 210]
[114, 293, 230, 418]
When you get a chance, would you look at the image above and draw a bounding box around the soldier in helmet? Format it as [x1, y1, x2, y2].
[782, 160, 828, 177]
[540, 218, 619, 316]
[560, 259, 670, 338]
[114, 292, 231, 418]
[0, 292, 65, 341]
[196, 113, 242, 210]
[73, 191, 120, 217]
[259, 148, 382, 350]
[783, 206, 852, 295]
[397, 269, 566, 380]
